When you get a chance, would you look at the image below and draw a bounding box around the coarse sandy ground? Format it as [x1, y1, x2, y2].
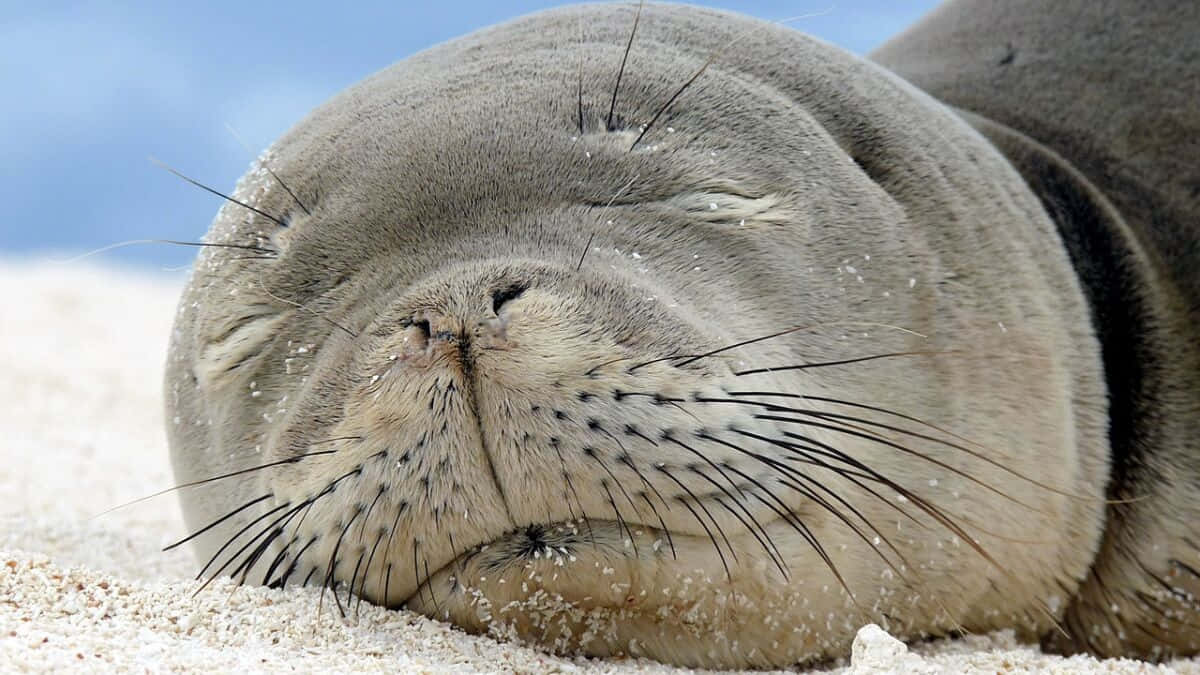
[1, 257, 1196, 673]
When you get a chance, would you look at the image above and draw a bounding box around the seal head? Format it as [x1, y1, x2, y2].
[166, 4, 1113, 668]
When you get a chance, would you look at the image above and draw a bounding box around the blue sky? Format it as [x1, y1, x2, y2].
[1, 1, 938, 268]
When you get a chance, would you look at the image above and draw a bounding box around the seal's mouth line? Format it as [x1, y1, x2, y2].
[402, 517, 649, 604]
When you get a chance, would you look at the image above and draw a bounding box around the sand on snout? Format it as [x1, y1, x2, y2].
[0, 258, 1193, 673]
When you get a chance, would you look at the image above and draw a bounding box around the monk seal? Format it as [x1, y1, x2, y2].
[163, 1, 1200, 668]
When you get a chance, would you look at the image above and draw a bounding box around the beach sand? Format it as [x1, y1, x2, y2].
[1, 258, 1194, 673]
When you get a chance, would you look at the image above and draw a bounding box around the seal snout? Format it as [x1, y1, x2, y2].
[394, 279, 530, 366]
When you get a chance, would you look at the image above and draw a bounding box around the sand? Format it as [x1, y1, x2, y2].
[1, 257, 1195, 673]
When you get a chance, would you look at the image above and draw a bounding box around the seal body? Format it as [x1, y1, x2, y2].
[874, 0, 1200, 658]
[164, 2, 1198, 668]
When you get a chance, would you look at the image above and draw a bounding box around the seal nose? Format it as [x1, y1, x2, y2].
[490, 283, 526, 314]
[399, 280, 527, 360]
[397, 310, 459, 359]
[479, 282, 527, 344]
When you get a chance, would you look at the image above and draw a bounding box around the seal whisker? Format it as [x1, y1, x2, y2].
[320, 508, 362, 619]
[667, 325, 823, 368]
[230, 255, 278, 262]
[599, 480, 639, 558]
[424, 554, 442, 619]
[733, 392, 973, 444]
[377, 500, 410, 606]
[625, 322, 930, 373]
[615, 450, 668, 513]
[639, 492, 676, 559]
[705, 433, 857, 597]
[762, 414, 1047, 515]
[273, 535, 318, 589]
[583, 445, 643, 518]
[256, 272, 358, 339]
[662, 431, 744, 500]
[150, 157, 290, 228]
[302, 566, 320, 592]
[115, 450, 337, 516]
[616, 425, 677, 558]
[656, 464, 737, 570]
[576, 15, 585, 136]
[775, 470, 910, 577]
[163, 493, 272, 552]
[663, 483, 731, 580]
[355, 485, 387, 548]
[684, 461, 777, 569]
[761, 428, 1006, 575]
[795, 409, 1083, 507]
[443, 530, 465, 596]
[226, 502, 309, 587]
[194, 500, 291, 590]
[550, 437, 595, 548]
[605, 1, 643, 132]
[704, 481, 788, 579]
[629, 8, 838, 151]
[731, 427, 936, 534]
[696, 432, 910, 576]
[224, 123, 311, 217]
[328, 571, 347, 620]
[233, 523, 290, 586]
[51, 239, 277, 265]
[262, 533, 300, 587]
[734, 351, 960, 376]
[234, 500, 315, 585]
[707, 394, 1058, 507]
[628, 55, 709, 152]
[410, 540, 424, 610]
[584, 356, 628, 376]
[266, 473, 358, 593]
[724, 392, 1096, 500]
[356, 530, 385, 614]
[577, 173, 639, 272]
[382, 563, 393, 610]
[348, 548, 367, 614]
[763, 431, 936, 539]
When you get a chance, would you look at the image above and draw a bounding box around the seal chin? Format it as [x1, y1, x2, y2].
[405, 518, 813, 669]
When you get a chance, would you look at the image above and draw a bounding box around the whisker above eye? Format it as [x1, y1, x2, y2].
[150, 157, 290, 229]
[224, 123, 311, 216]
[49, 238, 276, 265]
[606, 1, 643, 133]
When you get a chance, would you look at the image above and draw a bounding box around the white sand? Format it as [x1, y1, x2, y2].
[1, 258, 1195, 673]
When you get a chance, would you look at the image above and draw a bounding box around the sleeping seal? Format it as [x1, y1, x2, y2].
[164, 1, 1200, 668]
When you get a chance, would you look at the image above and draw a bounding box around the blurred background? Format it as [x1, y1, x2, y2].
[1, 0, 939, 268]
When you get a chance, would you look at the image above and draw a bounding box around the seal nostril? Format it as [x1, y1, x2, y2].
[491, 283, 527, 314]
[414, 318, 431, 340]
